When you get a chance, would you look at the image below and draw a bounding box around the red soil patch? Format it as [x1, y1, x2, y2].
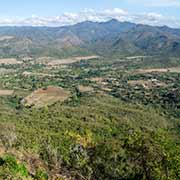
[23, 86, 70, 107]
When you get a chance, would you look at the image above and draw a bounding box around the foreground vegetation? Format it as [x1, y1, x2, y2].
[0, 55, 180, 179]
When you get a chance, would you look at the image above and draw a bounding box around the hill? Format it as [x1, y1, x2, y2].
[0, 19, 180, 57]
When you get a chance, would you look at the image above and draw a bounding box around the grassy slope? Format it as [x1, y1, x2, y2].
[0, 93, 178, 179]
[0, 55, 179, 179]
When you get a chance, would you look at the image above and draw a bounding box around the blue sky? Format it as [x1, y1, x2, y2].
[0, 0, 179, 27]
[0, 0, 179, 17]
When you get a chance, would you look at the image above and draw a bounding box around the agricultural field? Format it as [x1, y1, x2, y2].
[0, 54, 180, 180]
[0, 58, 22, 65]
[23, 86, 70, 107]
[134, 67, 180, 74]
[38, 56, 99, 67]
[0, 90, 14, 96]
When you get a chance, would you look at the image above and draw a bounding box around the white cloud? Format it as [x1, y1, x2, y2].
[0, 8, 179, 28]
[130, 12, 180, 27]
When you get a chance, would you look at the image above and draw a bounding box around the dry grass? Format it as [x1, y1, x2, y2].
[126, 56, 147, 60]
[90, 77, 104, 83]
[23, 86, 70, 107]
[0, 58, 22, 65]
[128, 80, 166, 89]
[101, 87, 112, 92]
[48, 56, 99, 66]
[22, 71, 55, 77]
[169, 67, 180, 73]
[78, 85, 94, 93]
[38, 56, 99, 66]
[0, 90, 14, 96]
[0, 68, 16, 75]
[135, 68, 168, 74]
[0, 36, 15, 41]
[135, 67, 180, 74]
[22, 57, 33, 61]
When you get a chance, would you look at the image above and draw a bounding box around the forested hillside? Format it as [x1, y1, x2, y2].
[0, 19, 180, 57]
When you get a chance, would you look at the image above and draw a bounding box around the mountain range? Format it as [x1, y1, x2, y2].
[0, 19, 180, 57]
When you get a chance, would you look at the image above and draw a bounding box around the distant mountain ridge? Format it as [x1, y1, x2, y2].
[0, 19, 180, 57]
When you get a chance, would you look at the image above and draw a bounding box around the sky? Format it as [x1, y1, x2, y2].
[0, 0, 179, 27]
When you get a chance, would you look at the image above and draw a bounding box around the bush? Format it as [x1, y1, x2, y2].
[0, 154, 28, 179]
[34, 169, 49, 180]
